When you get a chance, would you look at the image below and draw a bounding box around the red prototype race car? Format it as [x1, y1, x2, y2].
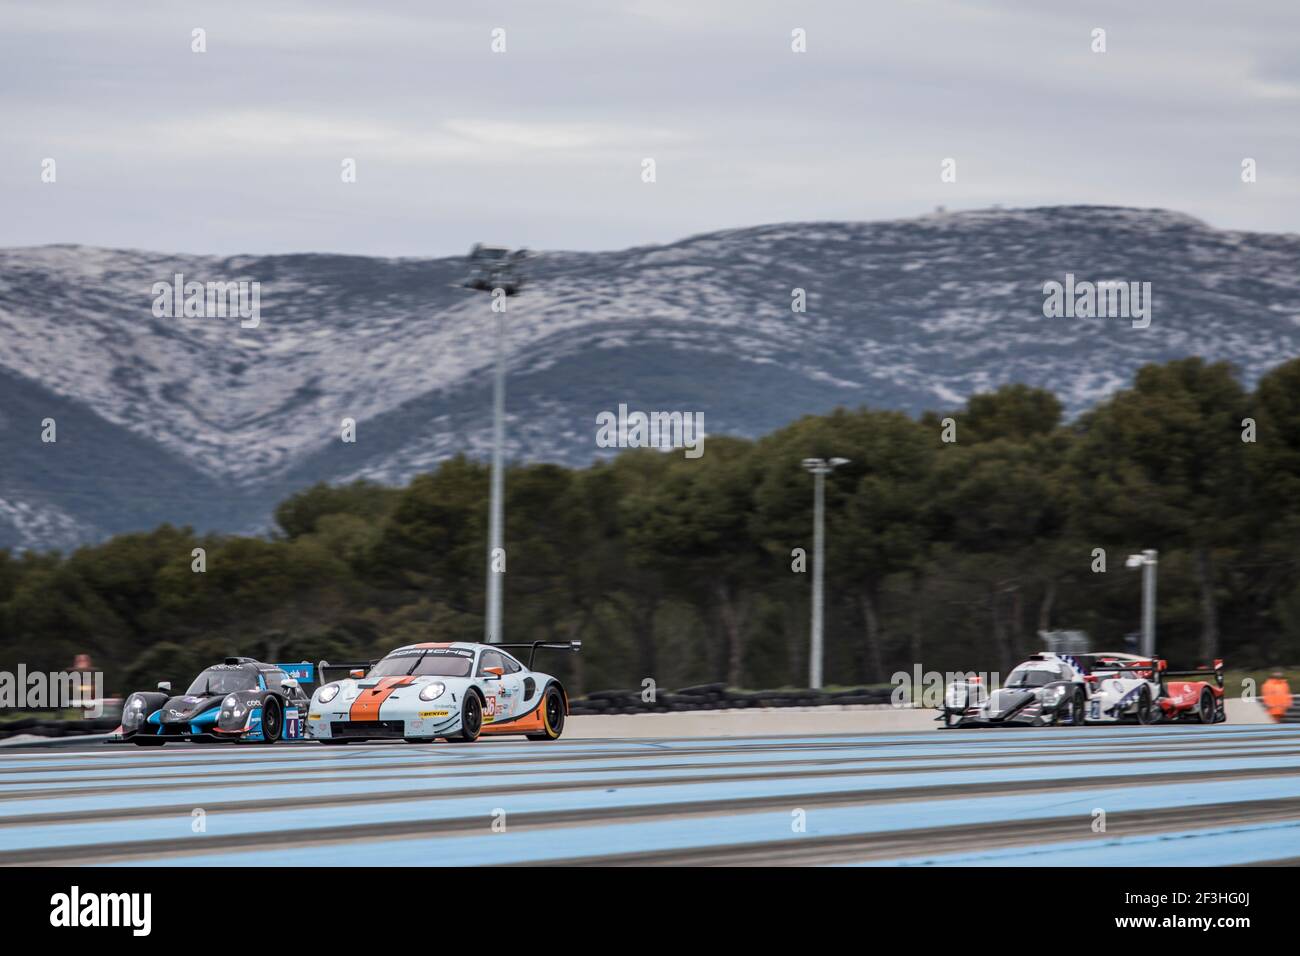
[1155, 659, 1227, 723]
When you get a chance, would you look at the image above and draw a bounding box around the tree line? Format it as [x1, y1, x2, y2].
[2, 355, 1299, 697]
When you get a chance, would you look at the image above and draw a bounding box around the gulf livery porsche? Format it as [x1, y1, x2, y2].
[307, 641, 579, 744]
[107, 658, 314, 745]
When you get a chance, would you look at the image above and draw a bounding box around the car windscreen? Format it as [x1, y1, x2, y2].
[1005, 666, 1059, 688]
[366, 649, 473, 679]
[185, 667, 259, 696]
[410, 653, 472, 678]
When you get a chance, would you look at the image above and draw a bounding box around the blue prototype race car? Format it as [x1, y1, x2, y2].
[107, 658, 315, 745]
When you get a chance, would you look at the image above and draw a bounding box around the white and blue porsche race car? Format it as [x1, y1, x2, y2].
[307, 641, 579, 744]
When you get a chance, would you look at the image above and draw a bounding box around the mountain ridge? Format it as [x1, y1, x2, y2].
[2, 205, 1298, 550]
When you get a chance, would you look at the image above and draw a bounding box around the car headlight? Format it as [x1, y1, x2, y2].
[318, 684, 340, 704]
[419, 682, 446, 701]
[122, 695, 146, 729]
[1041, 686, 1066, 704]
[223, 695, 237, 709]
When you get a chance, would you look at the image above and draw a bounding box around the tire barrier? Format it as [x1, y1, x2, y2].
[0, 716, 118, 740]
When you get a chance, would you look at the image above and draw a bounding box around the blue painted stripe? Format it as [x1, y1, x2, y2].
[852, 821, 1300, 867]
[94, 775, 1300, 867]
[3, 724, 1298, 865]
[10, 750, 1300, 821]
[9, 740, 1300, 794]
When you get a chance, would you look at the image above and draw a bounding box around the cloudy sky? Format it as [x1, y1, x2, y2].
[1, 0, 1297, 256]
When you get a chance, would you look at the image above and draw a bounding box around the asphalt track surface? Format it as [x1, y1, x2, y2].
[2, 724, 1300, 866]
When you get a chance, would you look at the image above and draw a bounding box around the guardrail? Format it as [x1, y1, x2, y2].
[1, 686, 896, 737]
[568, 683, 893, 716]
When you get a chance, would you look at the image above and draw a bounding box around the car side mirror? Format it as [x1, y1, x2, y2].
[483, 666, 504, 679]
[349, 669, 365, 679]
[281, 678, 299, 693]
[157, 681, 171, 692]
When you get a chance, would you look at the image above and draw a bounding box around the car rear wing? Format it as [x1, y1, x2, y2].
[315, 660, 381, 685]
[274, 662, 320, 691]
[1163, 659, 1225, 688]
[1087, 659, 1163, 677]
[496, 641, 582, 669]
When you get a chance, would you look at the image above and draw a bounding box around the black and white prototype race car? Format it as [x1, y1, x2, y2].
[940, 651, 1221, 728]
[941, 653, 1092, 727]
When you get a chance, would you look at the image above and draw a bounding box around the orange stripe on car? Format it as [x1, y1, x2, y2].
[349, 676, 414, 721]
[481, 698, 546, 734]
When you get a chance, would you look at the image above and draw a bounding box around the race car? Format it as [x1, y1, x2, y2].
[1150, 660, 1226, 723]
[307, 640, 579, 744]
[107, 658, 314, 745]
[1076, 654, 1163, 724]
[941, 653, 1090, 727]
[1073, 654, 1227, 724]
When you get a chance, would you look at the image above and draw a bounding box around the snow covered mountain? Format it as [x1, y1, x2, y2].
[2, 205, 1298, 550]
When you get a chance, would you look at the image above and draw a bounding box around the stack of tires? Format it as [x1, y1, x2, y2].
[0, 716, 119, 741]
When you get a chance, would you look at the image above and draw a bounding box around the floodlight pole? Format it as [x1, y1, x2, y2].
[802, 457, 849, 688]
[464, 244, 523, 645]
[811, 466, 826, 688]
[1140, 549, 1157, 658]
[1127, 549, 1158, 658]
[486, 304, 505, 644]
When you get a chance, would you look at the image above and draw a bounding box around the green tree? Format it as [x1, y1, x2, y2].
[1071, 359, 1249, 660]
[626, 439, 763, 686]
[275, 480, 399, 539]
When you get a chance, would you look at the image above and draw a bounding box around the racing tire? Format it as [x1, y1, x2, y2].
[448, 692, 483, 743]
[258, 696, 282, 744]
[1195, 687, 1216, 724]
[527, 686, 567, 741]
[1135, 686, 1159, 725]
[132, 737, 166, 747]
[1064, 687, 1087, 726]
